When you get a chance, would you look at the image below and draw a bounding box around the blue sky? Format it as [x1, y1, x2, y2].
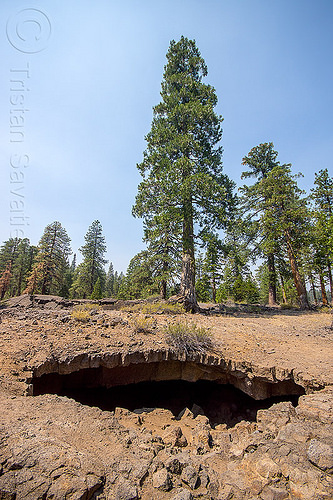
[1, 0, 332, 273]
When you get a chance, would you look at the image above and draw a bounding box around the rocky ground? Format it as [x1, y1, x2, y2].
[0, 295, 332, 499]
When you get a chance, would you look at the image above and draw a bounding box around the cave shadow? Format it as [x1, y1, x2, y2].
[35, 377, 302, 428]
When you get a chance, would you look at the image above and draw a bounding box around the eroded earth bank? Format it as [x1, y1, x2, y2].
[0, 295, 332, 499]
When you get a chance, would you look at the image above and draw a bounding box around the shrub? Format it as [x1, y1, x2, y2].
[280, 303, 294, 310]
[71, 303, 99, 322]
[131, 314, 155, 334]
[164, 321, 213, 355]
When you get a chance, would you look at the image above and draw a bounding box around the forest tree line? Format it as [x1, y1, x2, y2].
[0, 161, 331, 308]
[0, 37, 331, 309]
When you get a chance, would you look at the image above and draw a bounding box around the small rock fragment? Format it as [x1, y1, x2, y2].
[181, 465, 199, 490]
[115, 480, 138, 500]
[307, 439, 333, 472]
[171, 488, 193, 500]
[261, 485, 289, 500]
[178, 407, 194, 419]
[163, 426, 188, 448]
[152, 468, 172, 491]
[165, 456, 182, 475]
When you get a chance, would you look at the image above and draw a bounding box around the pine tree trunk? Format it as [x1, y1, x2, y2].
[160, 280, 167, 300]
[327, 260, 333, 305]
[211, 273, 216, 303]
[319, 271, 328, 306]
[90, 239, 97, 295]
[41, 271, 48, 295]
[285, 231, 309, 309]
[180, 253, 198, 312]
[309, 273, 317, 305]
[267, 253, 277, 306]
[160, 255, 168, 300]
[279, 272, 288, 304]
[17, 269, 23, 296]
[180, 199, 198, 313]
[42, 228, 57, 295]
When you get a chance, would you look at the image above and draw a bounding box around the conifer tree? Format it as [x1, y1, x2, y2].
[261, 166, 310, 308]
[117, 251, 159, 299]
[115, 272, 125, 297]
[241, 143, 281, 305]
[201, 234, 225, 303]
[0, 237, 36, 297]
[0, 263, 12, 300]
[11, 239, 37, 296]
[25, 221, 71, 295]
[241, 144, 310, 308]
[141, 215, 182, 299]
[70, 220, 107, 298]
[91, 277, 102, 299]
[24, 262, 45, 295]
[311, 168, 333, 303]
[105, 262, 115, 297]
[133, 36, 234, 312]
[0, 238, 19, 275]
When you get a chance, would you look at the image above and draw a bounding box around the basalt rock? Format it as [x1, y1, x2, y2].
[0, 301, 332, 499]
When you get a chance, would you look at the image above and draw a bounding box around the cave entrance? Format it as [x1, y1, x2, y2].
[32, 361, 305, 427]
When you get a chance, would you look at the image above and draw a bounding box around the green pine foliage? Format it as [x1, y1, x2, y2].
[261, 165, 310, 308]
[0, 48, 330, 308]
[117, 251, 159, 300]
[241, 143, 282, 306]
[91, 277, 102, 299]
[241, 143, 310, 309]
[105, 262, 115, 297]
[70, 220, 107, 298]
[133, 36, 235, 312]
[0, 237, 37, 298]
[24, 222, 71, 295]
[310, 169, 333, 304]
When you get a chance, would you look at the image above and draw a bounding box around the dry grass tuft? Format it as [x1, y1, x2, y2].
[71, 303, 99, 322]
[122, 301, 185, 315]
[131, 314, 156, 334]
[164, 321, 213, 355]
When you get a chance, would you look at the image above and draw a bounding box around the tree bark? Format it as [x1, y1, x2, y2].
[267, 253, 277, 306]
[180, 253, 198, 312]
[211, 273, 217, 303]
[42, 228, 57, 295]
[159, 252, 169, 300]
[279, 272, 288, 304]
[309, 273, 317, 305]
[319, 271, 328, 306]
[180, 198, 198, 312]
[285, 230, 309, 309]
[160, 280, 167, 300]
[327, 260, 333, 305]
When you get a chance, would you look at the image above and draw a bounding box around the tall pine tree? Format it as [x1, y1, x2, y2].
[133, 36, 234, 312]
[241, 143, 281, 306]
[70, 220, 107, 298]
[0, 237, 36, 297]
[261, 166, 310, 309]
[311, 169, 333, 303]
[24, 222, 71, 295]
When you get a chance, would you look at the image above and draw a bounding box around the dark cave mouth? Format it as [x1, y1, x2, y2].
[31, 361, 305, 427]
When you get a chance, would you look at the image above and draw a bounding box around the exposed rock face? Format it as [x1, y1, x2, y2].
[0, 299, 332, 498]
[0, 389, 332, 499]
[30, 350, 308, 402]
